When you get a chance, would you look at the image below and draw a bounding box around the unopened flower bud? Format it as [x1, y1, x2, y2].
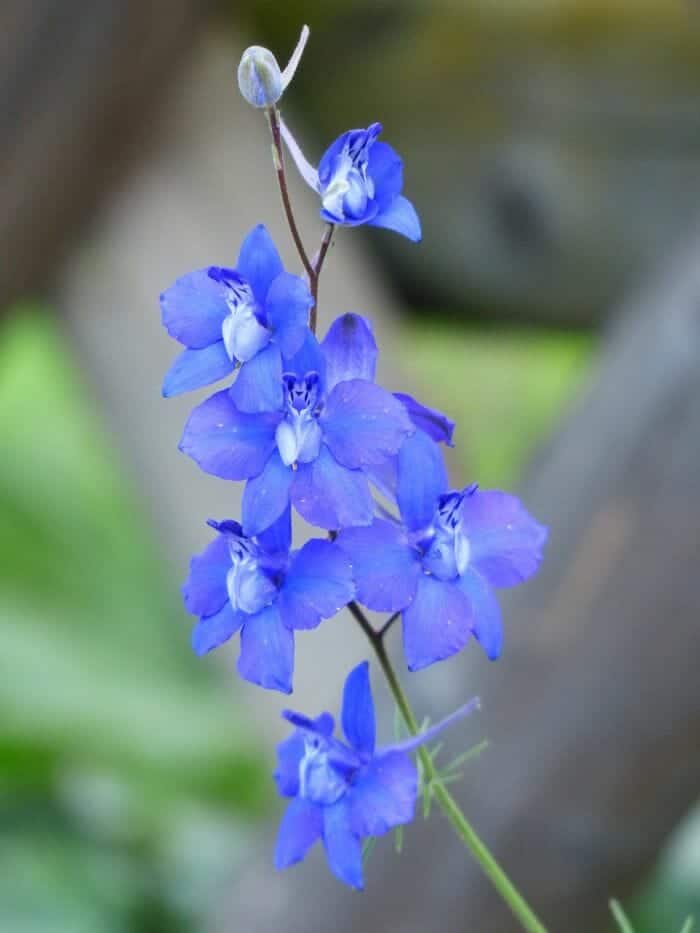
[237, 46, 282, 108]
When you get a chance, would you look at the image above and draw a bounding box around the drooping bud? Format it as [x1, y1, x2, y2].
[237, 25, 310, 109]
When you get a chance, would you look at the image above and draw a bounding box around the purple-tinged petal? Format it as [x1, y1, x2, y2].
[237, 604, 294, 693]
[283, 329, 326, 385]
[256, 505, 292, 556]
[274, 731, 305, 797]
[229, 343, 283, 413]
[364, 457, 398, 503]
[368, 195, 421, 242]
[322, 379, 413, 469]
[349, 751, 416, 838]
[275, 798, 323, 870]
[280, 116, 320, 191]
[179, 391, 279, 480]
[265, 272, 313, 358]
[236, 225, 283, 306]
[321, 313, 377, 393]
[291, 446, 374, 530]
[160, 269, 229, 348]
[367, 141, 403, 209]
[278, 539, 354, 631]
[394, 393, 455, 447]
[280, 24, 310, 92]
[191, 602, 244, 656]
[336, 519, 419, 613]
[458, 567, 503, 661]
[397, 431, 448, 532]
[460, 490, 548, 588]
[162, 343, 233, 397]
[322, 800, 363, 890]
[242, 450, 293, 536]
[182, 533, 230, 618]
[341, 661, 375, 757]
[402, 575, 472, 672]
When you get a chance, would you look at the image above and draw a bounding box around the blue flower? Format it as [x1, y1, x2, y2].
[274, 661, 478, 889]
[179, 313, 414, 534]
[161, 225, 312, 409]
[183, 512, 354, 693]
[281, 119, 421, 241]
[337, 432, 548, 669]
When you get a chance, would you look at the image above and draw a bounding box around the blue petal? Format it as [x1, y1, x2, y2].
[278, 539, 354, 630]
[274, 731, 305, 796]
[336, 520, 419, 613]
[394, 392, 455, 446]
[160, 269, 229, 348]
[162, 343, 233, 397]
[367, 141, 403, 210]
[322, 379, 413, 469]
[291, 446, 374, 530]
[322, 800, 364, 890]
[458, 566, 503, 661]
[397, 431, 448, 532]
[265, 272, 313, 358]
[321, 314, 377, 393]
[236, 224, 283, 306]
[283, 329, 326, 386]
[275, 798, 323, 869]
[179, 391, 280, 480]
[237, 604, 294, 693]
[256, 505, 292, 555]
[242, 450, 293, 536]
[182, 532, 230, 617]
[229, 343, 283, 413]
[191, 602, 244, 656]
[341, 661, 375, 757]
[368, 195, 422, 242]
[460, 490, 548, 587]
[349, 751, 416, 837]
[402, 575, 472, 671]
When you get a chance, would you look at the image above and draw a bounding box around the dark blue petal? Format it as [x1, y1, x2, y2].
[191, 602, 244, 656]
[229, 343, 283, 413]
[275, 798, 323, 869]
[402, 575, 472, 671]
[322, 800, 364, 890]
[397, 431, 448, 532]
[341, 661, 375, 757]
[278, 539, 354, 630]
[322, 379, 413, 469]
[336, 520, 419, 613]
[291, 446, 374, 530]
[460, 490, 548, 587]
[160, 269, 229, 348]
[368, 195, 421, 242]
[274, 731, 305, 796]
[242, 450, 293, 536]
[283, 329, 326, 387]
[182, 533, 230, 618]
[162, 343, 233, 397]
[321, 314, 377, 393]
[236, 224, 284, 306]
[237, 604, 294, 693]
[458, 566, 503, 661]
[265, 272, 313, 358]
[366, 141, 403, 210]
[256, 505, 292, 555]
[179, 391, 280, 480]
[349, 750, 416, 837]
[394, 392, 455, 447]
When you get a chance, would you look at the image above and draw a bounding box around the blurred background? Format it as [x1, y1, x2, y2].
[1, 1, 699, 931]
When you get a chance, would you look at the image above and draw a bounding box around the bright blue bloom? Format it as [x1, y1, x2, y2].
[179, 314, 414, 534]
[161, 225, 312, 410]
[338, 432, 547, 669]
[274, 661, 478, 889]
[281, 119, 421, 241]
[183, 513, 354, 693]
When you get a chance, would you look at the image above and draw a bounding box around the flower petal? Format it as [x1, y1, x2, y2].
[336, 519, 419, 613]
[283, 329, 326, 385]
[321, 313, 377, 393]
[275, 798, 323, 870]
[182, 532, 230, 618]
[274, 731, 306, 796]
[349, 751, 416, 837]
[367, 141, 403, 210]
[397, 431, 448, 532]
[291, 446, 374, 530]
[242, 450, 293, 536]
[237, 604, 294, 693]
[322, 800, 364, 890]
[368, 195, 421, 242]
[191, 602, 244, 656]
[394, 392, 455, 446]
[236, 224, 283, 306]
[278, 539, 354, 630]
[162, 343, 233, 397]
[229, 343, 283, 413]
[402, 575, 472, 671]
[160, 269, 229, 348]
[341, 661, 375, 757]
[458, 566, 503, 661]
[322, 379, 412, 469]
[265, 272, 313, 358]
[179, 390, 279, 480]
[256, 505, 292, 556]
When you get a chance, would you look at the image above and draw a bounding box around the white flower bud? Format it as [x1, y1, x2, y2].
[237, 46, 283, 108]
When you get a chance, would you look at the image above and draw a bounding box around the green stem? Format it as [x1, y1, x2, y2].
[348, 602, 548, 933]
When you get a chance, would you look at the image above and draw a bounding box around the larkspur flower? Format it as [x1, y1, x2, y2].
[161, 224, 312, 410]
[281, 119, 421, 241]
[274, 661, 479, 888]
[183, 512, 354, 693]
[179, 313, 413, 535]
[337, 431, 548, 669]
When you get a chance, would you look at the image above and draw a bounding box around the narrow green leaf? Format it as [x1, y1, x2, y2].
[609, 899, 636, 933]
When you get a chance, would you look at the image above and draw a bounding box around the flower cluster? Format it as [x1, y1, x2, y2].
[161, 25, 547, 890]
